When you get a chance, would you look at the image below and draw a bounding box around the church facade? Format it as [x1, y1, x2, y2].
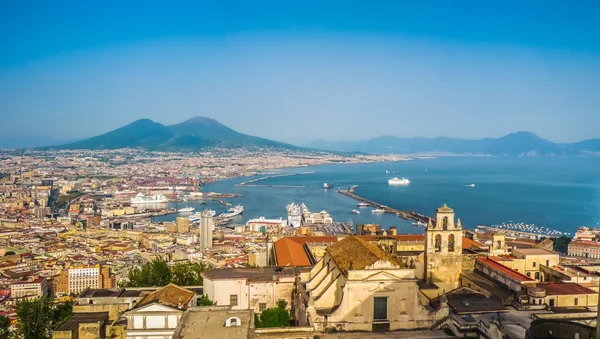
[296, 204, 463, 333]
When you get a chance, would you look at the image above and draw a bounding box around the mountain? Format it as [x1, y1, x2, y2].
[305, 132, 600, 156]
[52, 117, 298, 151]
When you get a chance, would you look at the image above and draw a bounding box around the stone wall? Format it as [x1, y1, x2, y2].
[462, 253, 482, 272]
[73, 303, 129, 321]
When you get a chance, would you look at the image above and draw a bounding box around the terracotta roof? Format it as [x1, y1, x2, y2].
[273, 236, 337, 267]
[135, 284, 194, 310]
[537, 283, 596, 296]
[477, 257, 534, 282]
[463, 237, 486, 250]
[273, 234, 477, 267]
[327, 236, 398, 272]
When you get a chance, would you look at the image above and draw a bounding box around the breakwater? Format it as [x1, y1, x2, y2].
[338, 186, 434, 223]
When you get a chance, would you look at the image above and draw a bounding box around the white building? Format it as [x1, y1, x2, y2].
[246, 217, 287, 232]
[69, 267, 101, 295]
[200, 211, 213, 252]
[124, 284, 195, 339]
[202, 267, 298, 314]
[10, 277, 48, 300]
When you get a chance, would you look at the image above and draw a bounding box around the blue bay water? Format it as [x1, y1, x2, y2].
[155, 156, 600, 235]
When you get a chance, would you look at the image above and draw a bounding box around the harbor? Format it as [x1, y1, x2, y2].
[337, 185, 433, 224]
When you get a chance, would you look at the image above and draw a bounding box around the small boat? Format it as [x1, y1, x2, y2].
[371, 209, 386, 214]
[388, 177, 410, 185]
[323, 183, 334, 189]
[412, 221, 427, 227]
[352, 209, 360, 214]
[357, 202, 370, 207]
[178, 206, 195, 213]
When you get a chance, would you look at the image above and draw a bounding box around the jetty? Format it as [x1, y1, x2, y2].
[236, 171, 314, 188]
[338, 186, 434, 224]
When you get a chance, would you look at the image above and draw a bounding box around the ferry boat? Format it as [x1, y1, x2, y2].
[357, 202, 370, 207]
[178, 206, 195, 213]
[219, 205, 244, 218]
[388, 177, 410, 185]
[188, 209, 216, 222]
[323, 183, 333, 189]
[412, 221, 427, 227]
[352, 209, 360, 214]
[371, 208, 386, 214]
[130, 193, 168, 204]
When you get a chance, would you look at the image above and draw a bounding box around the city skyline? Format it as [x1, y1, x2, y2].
[1, 2, 599, 144]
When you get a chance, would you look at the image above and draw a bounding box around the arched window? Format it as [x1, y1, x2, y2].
[448, 234, 455, 252]
[443, 216, 448, 230]
[435, 234, 441, 252]
[225, 317, 241, 327]
[355, 299, 362, 316]
[399, 298, 407, 314]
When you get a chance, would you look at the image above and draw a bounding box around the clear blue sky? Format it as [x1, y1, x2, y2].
[1, 1, 599, 144]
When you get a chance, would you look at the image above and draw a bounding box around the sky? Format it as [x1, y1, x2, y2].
[1, 1, 599, 145]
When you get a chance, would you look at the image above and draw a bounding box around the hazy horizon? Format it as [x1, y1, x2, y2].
[1, 2, 599, 144]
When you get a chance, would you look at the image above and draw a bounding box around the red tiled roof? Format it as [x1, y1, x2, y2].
[273, 234, 481, 267]
[538, 283, 596, 296]
[477, 257, 534, 282]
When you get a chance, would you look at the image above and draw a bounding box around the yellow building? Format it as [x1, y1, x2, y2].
[527, 283, 598, 308]
[512, 248, 559, 280]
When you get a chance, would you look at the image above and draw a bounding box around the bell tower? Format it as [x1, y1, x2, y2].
[424, 204, 463, 285]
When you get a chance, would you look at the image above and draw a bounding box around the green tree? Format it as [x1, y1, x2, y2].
[197, 295, 214, 306]
[123, 258, 172, 287]
[4, 251, 15, 256]
[51, 300, 73, 329]
[0, 316, 10, 339]
[15, 298, 53, 339]
[254, 301, 291, 328]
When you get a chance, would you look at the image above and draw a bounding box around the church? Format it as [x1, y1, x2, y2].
[294, 204, 467, 332]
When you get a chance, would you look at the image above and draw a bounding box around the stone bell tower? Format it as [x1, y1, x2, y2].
[424, 204, 463, 285]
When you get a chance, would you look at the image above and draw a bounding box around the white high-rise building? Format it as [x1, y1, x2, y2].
[286, 202, 303, 227]
[200, 211, 214, 252]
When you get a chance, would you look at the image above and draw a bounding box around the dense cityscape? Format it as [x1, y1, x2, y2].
[0, 146, 597, 339]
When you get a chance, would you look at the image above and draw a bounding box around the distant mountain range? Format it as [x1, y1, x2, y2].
[47, 117, 299, 151]
[305, 132, 600, 156]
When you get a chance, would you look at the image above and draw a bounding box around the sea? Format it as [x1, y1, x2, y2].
[153, 156, 600, 235]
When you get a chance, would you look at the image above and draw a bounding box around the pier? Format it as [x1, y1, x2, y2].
[236, 171, 314, 188]
[338, 186, 434, 224]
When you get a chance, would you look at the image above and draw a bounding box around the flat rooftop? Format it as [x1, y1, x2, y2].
[174, 307, 251, 339]
[537, 283, 596, 296]
[202, 267, 299, 282]
[79, 288, 125, 298]
[512, 248, 556, 255]
[56, 312, 108, 332]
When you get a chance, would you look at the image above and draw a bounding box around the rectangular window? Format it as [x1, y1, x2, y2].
[546, 260, 549, 266]
[259, 303, 266, 312]
[549, 299, 555, 306]
[574, 298, 578, 306]
[373, 297, 388, 320]
[230, 294, 238, 306]
[532, 262, 536, 267]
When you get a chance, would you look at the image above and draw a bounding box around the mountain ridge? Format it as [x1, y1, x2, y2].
[305, 132, 600, 156]
[48, 117, 299, 151]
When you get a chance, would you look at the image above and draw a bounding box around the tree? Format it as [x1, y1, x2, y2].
[51, 300, 73, 329]
[0, 316, 10, 339]
[254, 301, 291, 328]
[15, 298, 53, 339]
[197, 295, 214, 306]
[4, 251, 15, 256]
[123, 258, 172, 287]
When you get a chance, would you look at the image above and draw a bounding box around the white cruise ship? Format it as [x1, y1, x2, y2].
[388, 177, 410, 185]
[219, 205, 244, 218]
[178, 206, 195, 213]
[371, 208, 386, 214]
[130, 193, 168, 204]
